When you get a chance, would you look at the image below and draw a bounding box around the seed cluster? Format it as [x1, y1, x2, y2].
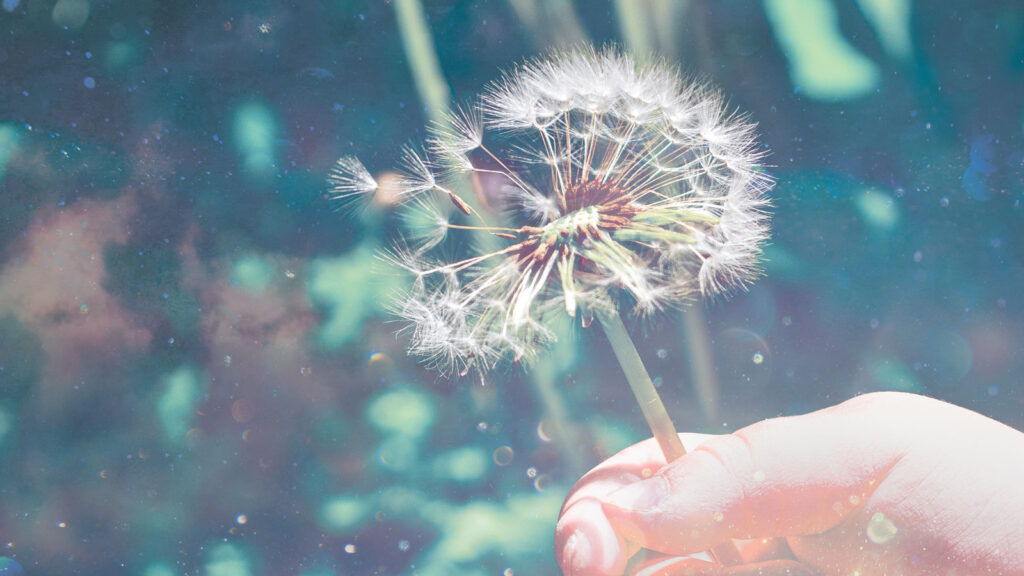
[330, 47, 772, 375]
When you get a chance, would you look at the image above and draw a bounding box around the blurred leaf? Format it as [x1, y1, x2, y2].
[0, 406, 11, 446]
[366, 387, 437, 439]
[763, 0, 880, 99]
[855, 189, 900, 233]
[157, 365, 205, 444]
[377, 436, 419, 471]
[233, 102, 278, 178]
[231, 255, 274, 294]
[864, 355, 923, 393]
[856, 0, 913, 62]
[432, 446, 488, 484]
[420, 491, 563, 571]
[308, 243, 403, 349]
[0, 123, 19, 178]
[320, 495, 370, 532]
[143, 564, 176, 576]
[204, 543, 252, 576]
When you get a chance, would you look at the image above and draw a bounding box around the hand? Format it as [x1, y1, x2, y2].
[555, 391, 1024, 575]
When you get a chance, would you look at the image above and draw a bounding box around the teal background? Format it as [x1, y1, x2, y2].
[0, 1, 1022, 574]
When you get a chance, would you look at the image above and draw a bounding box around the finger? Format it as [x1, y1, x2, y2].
[732, 538, 794, 564]
[630, 554, 717, 576]
[601, 393, 915, 557]
[556, 433, 715, 576]
[557, 498, 630, 576]
[562, 433, 717, 512]
[721, 560, 821, 576]
[630, 555, 818, 576]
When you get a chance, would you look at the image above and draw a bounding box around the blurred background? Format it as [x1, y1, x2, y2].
[0, 0, 1022, 574]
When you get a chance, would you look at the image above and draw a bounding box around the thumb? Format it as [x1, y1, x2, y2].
[601, 392, 914, 557]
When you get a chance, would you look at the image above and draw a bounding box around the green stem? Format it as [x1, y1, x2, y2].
[597, 307, 744, 567]
[596, 308, 686, 462]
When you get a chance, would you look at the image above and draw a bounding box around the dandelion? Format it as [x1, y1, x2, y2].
[335, 47, 771, 475]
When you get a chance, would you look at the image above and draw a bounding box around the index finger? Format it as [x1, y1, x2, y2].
[562, 433, 717, 512]
[555, 433, 716, 576]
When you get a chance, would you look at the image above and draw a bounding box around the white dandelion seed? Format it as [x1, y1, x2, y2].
[401, 196, 452, 253]
[394, 145, 437, 198]
[335, 47, 772, 375]
[328, 156, 378, 204]
[431, 102, 484, 154]
[428, 102, 484, 177]
[501, 183, 561, 224]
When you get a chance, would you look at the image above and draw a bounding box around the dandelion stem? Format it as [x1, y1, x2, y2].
[596, 307, 686, 462]
[596, 307, 744, 568]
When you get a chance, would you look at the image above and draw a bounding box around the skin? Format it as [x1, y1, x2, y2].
[555, 392, 1024, 576]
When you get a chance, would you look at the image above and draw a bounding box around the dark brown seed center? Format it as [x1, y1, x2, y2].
[513, 181, 641, 267]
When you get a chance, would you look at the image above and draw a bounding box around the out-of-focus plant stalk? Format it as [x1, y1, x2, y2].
[392, 0, 491, 216]
[684, 305, 720, 425]
[531, 362, 588, 476]
[546, 0, 586, 43]
[614, 0, 654, 56]
[651, 0, 685, 56]
[614, 0, 686, 57]
[393, 0, 450, 124]
[613, 0, 714, 77]
[503, 0, 590, 479]
[506, 0, 541, 44]
[613, 0, 720, 428]
[507, 0, 587, 48]
[393, 0, 585, 477]
[687, 0, 717, 75]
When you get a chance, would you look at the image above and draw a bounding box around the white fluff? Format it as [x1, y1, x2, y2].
[334, 47, 773, 375]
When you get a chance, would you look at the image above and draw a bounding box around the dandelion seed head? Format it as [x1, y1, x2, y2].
[337, 47, 773, 375]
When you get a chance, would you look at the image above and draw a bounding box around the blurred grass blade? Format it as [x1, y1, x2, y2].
[506, 0, 587, 47]
[683, 306, 719, 426]
[393, 0, 451, 123]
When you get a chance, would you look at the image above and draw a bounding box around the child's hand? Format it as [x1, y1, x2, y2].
[555, 392, 1024, 575]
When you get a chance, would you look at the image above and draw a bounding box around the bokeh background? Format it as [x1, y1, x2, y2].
[1, 0, 1023, 574]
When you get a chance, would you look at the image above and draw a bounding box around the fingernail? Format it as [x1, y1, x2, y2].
[604, 475, 668, 515]
[562, 529, 591, 576]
